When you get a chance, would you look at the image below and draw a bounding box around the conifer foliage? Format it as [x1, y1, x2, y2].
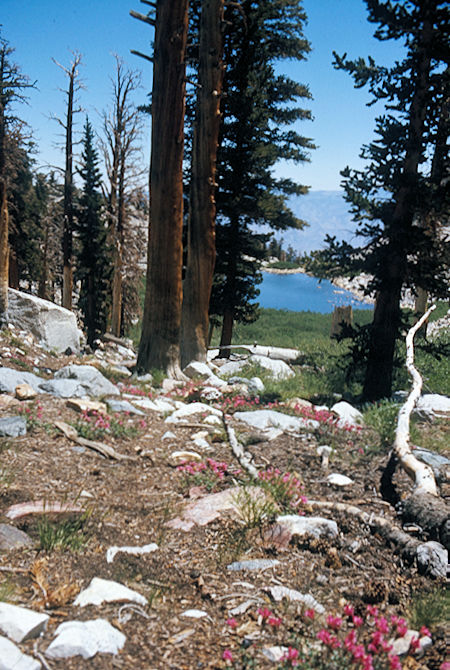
[77, 118, 110, 347]
[211, 0, 314, 354]
[307, 0, 449, 401]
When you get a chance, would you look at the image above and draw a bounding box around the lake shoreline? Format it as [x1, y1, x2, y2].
[263, 266, 374, 306]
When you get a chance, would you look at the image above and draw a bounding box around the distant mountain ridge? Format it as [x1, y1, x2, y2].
[275, 190, 362, 254]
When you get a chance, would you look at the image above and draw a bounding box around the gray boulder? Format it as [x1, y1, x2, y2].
[0, 416, 27, 437]
[0, 368, 43, 394]
[41, 365, 119, 398]
[7, 288, 81, 353]
[0, 524, 33, 550]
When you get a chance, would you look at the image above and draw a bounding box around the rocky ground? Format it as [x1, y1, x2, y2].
[0, 326, 448, 670]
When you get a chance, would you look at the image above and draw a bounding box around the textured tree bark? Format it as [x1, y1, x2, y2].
[181, 0, 224, 368]
[363, 16, 433, 401]
[0, 180, 8, 319]
[110, 155, 126, 336]
[137, 0, 188, 377]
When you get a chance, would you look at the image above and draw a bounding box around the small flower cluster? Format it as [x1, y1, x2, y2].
[258, 607, 283, 628]
[280, 604, 431, 670]
[220, 394, 260, 413]
[119, 383, 152, 398]
[177, 458, 240, 492]
[221, 603, 433, 669]
[17, 401, 44, 432]
[257, 467, 307, 511]
[72, 409, 139, 441]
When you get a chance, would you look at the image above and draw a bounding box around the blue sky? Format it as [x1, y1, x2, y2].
[2, 0, 405, 191]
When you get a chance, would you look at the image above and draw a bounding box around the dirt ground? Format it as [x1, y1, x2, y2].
[0, 338, 448, 670]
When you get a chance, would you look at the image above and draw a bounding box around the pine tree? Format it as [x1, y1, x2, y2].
[211, 0, 314, 354]
[0, 33, 34, 320]
[310, 0, 449, 401]
[76, 118, 110, 347]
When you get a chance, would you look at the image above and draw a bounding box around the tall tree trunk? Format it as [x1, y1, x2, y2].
[8, 247, 18, 289]
[62, 67, 75, 310]
[181, 0, 224, 368]
[38, 217, 49, 299]
[363, 15, 433, 401]
[0, 180, 8, 319]
[110, 157, 126, 336]
[219, 309, 234, 359]
[137, 0, 189, 377]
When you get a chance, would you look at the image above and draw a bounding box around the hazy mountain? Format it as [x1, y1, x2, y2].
[268, 190, 363, 254]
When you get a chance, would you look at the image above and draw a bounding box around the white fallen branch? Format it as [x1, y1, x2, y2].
[54, 421, 135, 461]
[223, 417, 259, 479]
[393, 305, 438, 496]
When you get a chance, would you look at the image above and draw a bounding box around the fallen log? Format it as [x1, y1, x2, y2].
[308, 499, 447, 579]
[54, 421, 135, 461]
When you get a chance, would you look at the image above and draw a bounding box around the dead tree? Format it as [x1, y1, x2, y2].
[52, 53, 83, 310]
[136, 0, 189, 377]
[180, 0, 225, 367]
[101, 56, 143, 337]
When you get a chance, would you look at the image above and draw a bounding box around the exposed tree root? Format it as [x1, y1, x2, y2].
[308, 499, 447, 578]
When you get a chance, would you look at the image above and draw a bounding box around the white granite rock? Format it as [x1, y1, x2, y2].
[227, 559, 279, 571]
[415, 393, 450, 418]
[7, 288, 81, 353]
[234, 409, 318, 433]
[0, 635, 41, 670]
[183, 361, 226, 388]
[74, 577, 147, 607]
[248, 355, 295, 380]
[45, 619, 125, 659]
[0, 602, 49, 643]
[330, 401, 364, 428]
[277, 515, 338, 539]
[165, 402, 222, 422]
[326, 473, 354, 486]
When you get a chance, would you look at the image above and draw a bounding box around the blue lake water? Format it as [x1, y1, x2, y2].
[257, 272, 373, 314]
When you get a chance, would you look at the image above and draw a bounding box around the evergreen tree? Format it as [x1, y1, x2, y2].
[8, 144, 46, 289]
[211, 0, 314, 354]
[307, 0, 449, 400]
[0, 33, 34, 319]
[76, 118, 110, 346]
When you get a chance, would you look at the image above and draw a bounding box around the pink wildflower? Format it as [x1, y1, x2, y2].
[267, 616, 282, 627]
[226, 618, 237, 629]
[419, 626, 431, 638]
[326, 615, 343, 630]
[343, 604, 354, 617]
[376, 617, 390, 634]
[222, 649, 233, 664]
[304, 609, 315, 620]
[409, 636, 421, 652]
[317, 629, 332, 645]
[388, 654, 402, 670]
[352, 615, 364, 627]
[257, 607, 272, 620]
